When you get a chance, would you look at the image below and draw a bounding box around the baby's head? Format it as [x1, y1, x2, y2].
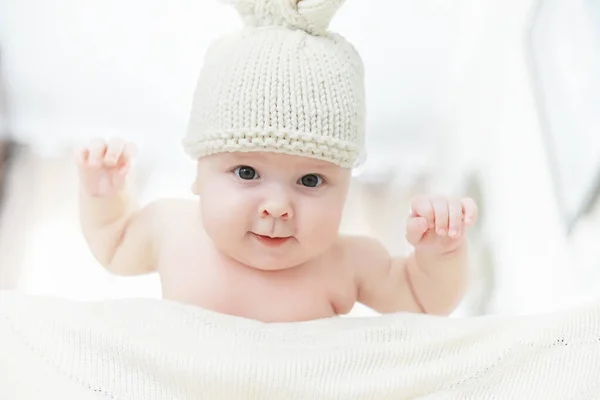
[183, 0, 365, 270]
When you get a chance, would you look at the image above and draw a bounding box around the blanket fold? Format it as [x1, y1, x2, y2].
[1, 290, 599, 399]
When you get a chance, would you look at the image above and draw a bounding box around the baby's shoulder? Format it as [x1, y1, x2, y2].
[333, 234, 387, 262]
[331, 234, 390, 276]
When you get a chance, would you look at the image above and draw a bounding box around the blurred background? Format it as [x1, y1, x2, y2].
[0, 0, 598, 318]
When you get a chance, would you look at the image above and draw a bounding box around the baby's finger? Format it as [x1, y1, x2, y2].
[104, 138, 125, 167]
[88, 139, 107, 167]
[121, 142, 137, 166]
[432, 197, 449, 235]
[409, 195, 435, 229]
[405, 216, 428, 246]
[448, 198, 463, 238]
[461, 197, 478, 225]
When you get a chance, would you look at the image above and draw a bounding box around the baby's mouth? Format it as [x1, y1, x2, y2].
[251, 233, 292, 247]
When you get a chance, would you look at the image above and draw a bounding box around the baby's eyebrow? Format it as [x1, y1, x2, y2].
[225, 153, 265, 163]
[218, 152, 340, 174]
[298, 163, 339, 172]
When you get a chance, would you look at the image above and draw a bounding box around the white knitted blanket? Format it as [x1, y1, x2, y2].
[1, 290, 599, 399]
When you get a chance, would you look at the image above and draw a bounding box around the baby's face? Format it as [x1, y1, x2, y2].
[194, 152, 351, 270]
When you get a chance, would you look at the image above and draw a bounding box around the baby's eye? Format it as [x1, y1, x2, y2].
[298, 174, 323, 188]
[234, 166, 259, 180]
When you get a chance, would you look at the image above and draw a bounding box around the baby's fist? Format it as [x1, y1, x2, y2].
[75, 138, 136, 197]
[406, 195, 478, 254]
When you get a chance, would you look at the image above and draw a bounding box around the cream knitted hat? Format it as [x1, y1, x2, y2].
[182, 0, 366, 168]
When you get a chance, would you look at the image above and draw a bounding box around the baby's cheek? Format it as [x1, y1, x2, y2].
[201, 186, 241, 229]
[303, 204, 341, 243]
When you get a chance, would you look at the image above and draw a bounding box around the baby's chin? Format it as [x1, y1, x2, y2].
[241, 254, 309, 272]
[234, 245, 314, 272]
[213, 233, 331, 271]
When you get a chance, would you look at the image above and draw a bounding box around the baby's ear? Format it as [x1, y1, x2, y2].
[191, 179, 200, 195]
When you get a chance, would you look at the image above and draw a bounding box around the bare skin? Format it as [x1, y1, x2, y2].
[76, 138, 478, 323]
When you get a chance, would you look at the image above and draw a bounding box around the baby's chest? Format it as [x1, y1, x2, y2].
[159, 251, 348, 322]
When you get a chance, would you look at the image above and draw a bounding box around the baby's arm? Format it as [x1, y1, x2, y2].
[76, 138, 163, 276]
[347, 196, 477, 316]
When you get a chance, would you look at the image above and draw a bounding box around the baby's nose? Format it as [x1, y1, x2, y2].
[260, 201, 293, 220]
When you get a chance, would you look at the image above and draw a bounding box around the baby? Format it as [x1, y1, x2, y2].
[75, 0, 477, 323]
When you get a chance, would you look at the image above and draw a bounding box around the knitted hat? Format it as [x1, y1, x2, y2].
[182, 0, 366, 168]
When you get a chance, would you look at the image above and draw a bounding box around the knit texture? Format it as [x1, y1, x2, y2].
[182, 0, 366, 168]
[1, 290, 600, 399]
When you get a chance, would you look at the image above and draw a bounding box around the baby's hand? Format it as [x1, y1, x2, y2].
[405, 195, 478, 255]
[75, 138, 136, 197]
